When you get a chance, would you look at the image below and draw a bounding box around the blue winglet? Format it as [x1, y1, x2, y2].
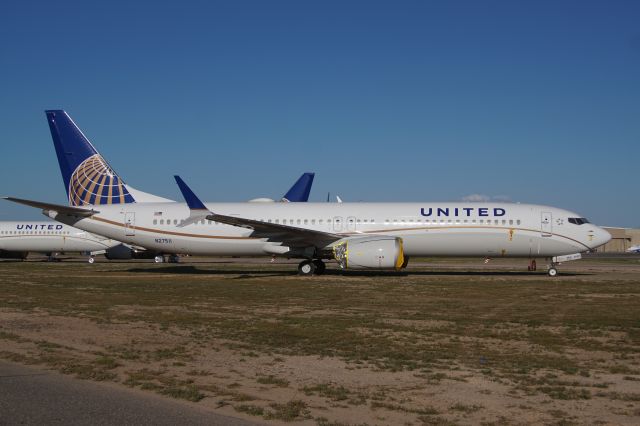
[174, 176, 208, 210]
[282, 172, 315, 202]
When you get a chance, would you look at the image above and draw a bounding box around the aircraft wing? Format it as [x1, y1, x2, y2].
[206, 212, 342, 247]
[3, 197, 99, 217]
[173, 175, 342, 248]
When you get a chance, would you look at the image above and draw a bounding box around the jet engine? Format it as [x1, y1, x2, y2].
[105, 244, 158, 260]
[332, 236, 405, 270]
[104, 244, 134, 260]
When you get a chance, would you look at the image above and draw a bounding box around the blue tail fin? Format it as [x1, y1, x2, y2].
[46, 110, 135, 206]
[174, 175, 207, 210]
[282, 172, 314, 202]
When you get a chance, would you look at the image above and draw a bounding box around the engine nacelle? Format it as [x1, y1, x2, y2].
[105, 244, 160, 260]
[104, 244, 134, 260]
[332, 236, 405, 270]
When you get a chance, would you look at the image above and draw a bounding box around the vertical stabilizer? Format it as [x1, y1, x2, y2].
[281, 172, 315, 202]
[45, 110, 172, 206]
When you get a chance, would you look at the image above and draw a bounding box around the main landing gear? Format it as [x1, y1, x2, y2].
[298, 259, 326, 276]
[154, 255, 180, 263]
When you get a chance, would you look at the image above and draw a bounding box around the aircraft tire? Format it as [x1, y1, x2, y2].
[548, 267, 558, 277]
[154, 255, 164, 263]
[313, 260, 326, 275]
[298, 260, 316, 276]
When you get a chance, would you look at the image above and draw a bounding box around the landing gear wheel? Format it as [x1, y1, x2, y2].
[298, 260, 316, 276]
[312, 260, 326, 275]
[548, 267, 558, 277]
[168, 255, 179, 263]
[88, 257, 95, 264]
[154, 255, 164, 263]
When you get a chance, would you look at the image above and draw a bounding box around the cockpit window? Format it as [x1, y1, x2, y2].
[568, 217, 590, 225]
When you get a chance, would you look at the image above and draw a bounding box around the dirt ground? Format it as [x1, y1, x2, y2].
[1, 255, 639, 425]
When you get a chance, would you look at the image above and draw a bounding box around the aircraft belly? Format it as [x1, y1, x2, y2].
[125, 233, 265, 256]
[537, 237, 585, 256]
[401, 228, 536, 257]
[1, 237, 65, 252]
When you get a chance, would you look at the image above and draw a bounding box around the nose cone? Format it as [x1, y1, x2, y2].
[590, 227, 611, 250]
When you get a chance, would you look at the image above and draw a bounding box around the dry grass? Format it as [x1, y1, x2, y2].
[1, 256, 639, 424]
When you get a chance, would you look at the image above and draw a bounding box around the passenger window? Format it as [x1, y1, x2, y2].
[509, 220, 513, 225]
[517, 220, 521, 225]
[153, 219, 157, 225]
[304, 219, 308, 224]
[311, 219, 316, 225]
[160, 219, 164, 225]
[297, 219, 301, 225]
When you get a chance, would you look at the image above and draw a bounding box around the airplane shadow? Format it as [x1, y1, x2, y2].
[123, 266, 587, 278]
[125, 266, 296, 279]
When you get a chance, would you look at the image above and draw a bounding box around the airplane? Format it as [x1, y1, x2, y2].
[4, 110, 611, 276]
[627, 245, 640, 254]
[0, 221, 123, 262]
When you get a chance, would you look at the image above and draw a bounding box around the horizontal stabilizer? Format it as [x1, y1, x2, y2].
[3, 197, 99, 217]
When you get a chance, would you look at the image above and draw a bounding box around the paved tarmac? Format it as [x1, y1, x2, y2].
[0, 361, 259, 426]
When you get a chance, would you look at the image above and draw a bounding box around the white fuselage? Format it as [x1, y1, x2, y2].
[0, 221, 121, 253]
[49, 202, 611, 258]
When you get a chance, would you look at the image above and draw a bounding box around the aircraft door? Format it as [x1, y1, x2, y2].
[125, 212, 136, 236]
[346, 216, 356, 232]
[541, 211, 552, 237]
[333, 216, 343, 232]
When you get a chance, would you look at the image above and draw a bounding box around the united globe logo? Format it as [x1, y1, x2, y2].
[68, 154, 134, 206]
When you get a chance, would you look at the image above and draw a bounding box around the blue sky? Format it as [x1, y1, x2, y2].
[1, 0, 638, 227]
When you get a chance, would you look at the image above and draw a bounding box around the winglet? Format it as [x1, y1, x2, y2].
[281, 172, 315, 202]
[174, 175, 208, 210]
[173, 176, 212, 227]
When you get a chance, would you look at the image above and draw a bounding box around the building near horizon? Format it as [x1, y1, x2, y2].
[596, 228, 640, 253]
